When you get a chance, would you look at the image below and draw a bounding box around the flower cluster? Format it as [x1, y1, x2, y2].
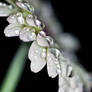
[0, 0, 83, 92]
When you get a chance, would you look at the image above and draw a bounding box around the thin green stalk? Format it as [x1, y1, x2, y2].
[0, 43, 30, 92]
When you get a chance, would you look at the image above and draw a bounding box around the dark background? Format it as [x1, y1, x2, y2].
[0, 0, 92, 92]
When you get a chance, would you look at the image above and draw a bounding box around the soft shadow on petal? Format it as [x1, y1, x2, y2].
[28, 41, 46, 73]
[4, 23, 22, 37]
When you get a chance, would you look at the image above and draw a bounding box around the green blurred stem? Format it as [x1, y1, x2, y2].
[0, 43, 30, 92]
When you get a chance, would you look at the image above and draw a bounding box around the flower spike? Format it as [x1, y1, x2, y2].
[1, 0, 89, 92]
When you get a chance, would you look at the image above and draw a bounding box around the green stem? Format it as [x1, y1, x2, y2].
[0, 43, 30, 92]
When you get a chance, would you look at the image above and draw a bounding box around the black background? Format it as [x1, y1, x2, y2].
[0, 0, 92, 92]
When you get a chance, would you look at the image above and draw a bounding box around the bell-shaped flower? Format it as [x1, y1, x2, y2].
[37, 31, 53, 47]
[28, 36, 63, 78]
[7, 14, 17, 24]
[7, 12, 25, 24]
[19, 27, 36, 42]
[46, 48, 60, 78]
[26, 14, 43, 29]
[4, 12, 37, 42]
[26, 15, 37, 27]
[4, 23, 22, 37]
[4, 12, 24, 37]
[0, 2, 16, 17]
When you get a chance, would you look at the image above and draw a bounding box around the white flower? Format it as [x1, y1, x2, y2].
[28, 41, 46, 73]
[28, 41, 59, 78]
[47, 48, 60, 78]
[7, 12, 25, 24]
[4, 12, 42, 42]
[19, 27, 36, 42]
[4, 23, 22, 37]
[26, 14, 42, 29]
[28, 32, 61, 78]
[0, 1, 85, 92]
[26, 15, 36, 27]
[37, 31, 53, 47]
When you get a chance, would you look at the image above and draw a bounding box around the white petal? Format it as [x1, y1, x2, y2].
[47, 48, 59, 78]
[7, 14, 17, 24]
[0, 3, 14, 17]
[4, 23, 22, 37]
[26, 15, 36, 26]
[16, 1, 34, 12]
[28, 41, 46, 73]
[7, 13, 24, 24]
[16, 12, 25, 24]
[35, 19, 41, 28]
[19, 27, 36, 42]
[37, 31, 50, 47]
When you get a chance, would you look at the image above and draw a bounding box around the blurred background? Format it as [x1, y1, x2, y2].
[0, 0, 92, 92]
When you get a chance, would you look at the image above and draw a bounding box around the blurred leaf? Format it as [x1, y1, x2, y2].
[0, 3, 14, 17]
[0, 43, 30, 92]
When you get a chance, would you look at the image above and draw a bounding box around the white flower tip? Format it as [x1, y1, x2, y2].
[30, 63, 40, 73]
[50, 74, 57, 78]
[28, 41, 46, 73]
[7, 14, 17, 24]
[4, 23, 21, 37]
